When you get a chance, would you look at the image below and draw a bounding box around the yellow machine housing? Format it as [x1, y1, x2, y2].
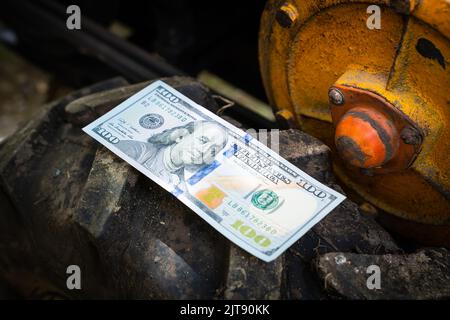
[259, 0, 450, 246]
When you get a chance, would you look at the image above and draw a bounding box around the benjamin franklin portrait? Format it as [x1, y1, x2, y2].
[116, 120, 228, 191]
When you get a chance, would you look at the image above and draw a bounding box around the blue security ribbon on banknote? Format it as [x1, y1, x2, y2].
[83, 80, 345, 262]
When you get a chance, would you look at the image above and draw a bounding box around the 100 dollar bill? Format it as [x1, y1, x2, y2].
[83, 80, 345, 262]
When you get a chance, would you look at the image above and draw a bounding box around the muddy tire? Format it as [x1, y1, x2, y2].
[0, 77, 403, 299]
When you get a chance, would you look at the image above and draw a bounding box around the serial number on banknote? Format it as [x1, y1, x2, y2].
[83, 80, 345, 262]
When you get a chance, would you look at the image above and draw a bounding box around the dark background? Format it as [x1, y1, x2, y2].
[0, 0, 267, 99]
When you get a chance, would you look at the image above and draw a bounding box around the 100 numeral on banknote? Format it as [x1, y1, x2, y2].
[83, 81, 345, 262]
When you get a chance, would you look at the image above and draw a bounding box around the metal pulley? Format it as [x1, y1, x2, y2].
[259, 0, 450, 246]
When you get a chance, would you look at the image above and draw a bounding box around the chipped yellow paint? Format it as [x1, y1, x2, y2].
[259, 0, 390, 125]
[413, 0, 450, 40]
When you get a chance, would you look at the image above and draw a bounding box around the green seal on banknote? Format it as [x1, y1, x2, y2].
[251, 189, 279, 210]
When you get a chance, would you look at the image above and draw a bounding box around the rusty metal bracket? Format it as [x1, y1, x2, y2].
[330, 85, 423, 174]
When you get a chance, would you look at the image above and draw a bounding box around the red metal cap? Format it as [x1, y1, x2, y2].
[335, 107, 400, 168]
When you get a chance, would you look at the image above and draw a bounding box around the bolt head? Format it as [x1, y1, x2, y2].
[276, 3, 298, 28]
[400, 127, 421, 145]
[328, 88, 345, 105]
